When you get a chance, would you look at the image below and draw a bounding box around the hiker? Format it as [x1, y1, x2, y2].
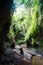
[20, 47, 24, 60]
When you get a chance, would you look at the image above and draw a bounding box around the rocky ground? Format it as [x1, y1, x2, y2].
[0, 48, 31, 65]
[0, 44, 43, 65]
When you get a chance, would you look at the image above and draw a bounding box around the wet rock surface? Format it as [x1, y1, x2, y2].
[0, 44, 43, 65]
[0, 48, 31, 65]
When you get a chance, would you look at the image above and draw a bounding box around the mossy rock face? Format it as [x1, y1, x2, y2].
[0, 0, 13, 54]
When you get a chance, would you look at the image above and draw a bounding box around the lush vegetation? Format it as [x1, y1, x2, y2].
[8, 0, 43, 47]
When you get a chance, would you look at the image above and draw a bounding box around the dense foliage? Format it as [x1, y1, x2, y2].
[8, 0, 43, 47]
